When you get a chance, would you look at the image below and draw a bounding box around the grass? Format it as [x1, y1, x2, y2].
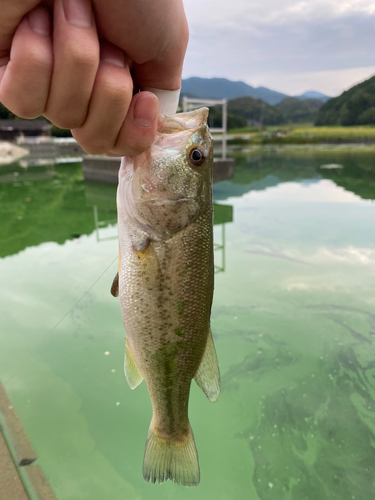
[225, 123, 375, 144]
[290, 125, 375, 138]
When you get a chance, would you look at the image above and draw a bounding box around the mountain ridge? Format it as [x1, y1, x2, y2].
[181, 77, 330, 105]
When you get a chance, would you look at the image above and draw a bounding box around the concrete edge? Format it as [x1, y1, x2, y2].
[0, 382, 37, 466]
[0, 381, 58, 500]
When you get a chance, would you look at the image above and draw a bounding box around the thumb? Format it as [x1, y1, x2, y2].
[133, 7, 189, 93]
[133, 29, 188, 115]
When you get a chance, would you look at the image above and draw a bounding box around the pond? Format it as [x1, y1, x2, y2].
[1, 146, 375, 500]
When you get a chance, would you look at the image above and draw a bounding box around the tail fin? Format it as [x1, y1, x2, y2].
[142, 423, 200, 486]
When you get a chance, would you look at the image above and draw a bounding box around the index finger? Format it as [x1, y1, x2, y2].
[0, 0, 41, 57]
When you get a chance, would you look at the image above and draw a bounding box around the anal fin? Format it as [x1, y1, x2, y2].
[125, 339, 144, 389]
[194, 329, 220, 402]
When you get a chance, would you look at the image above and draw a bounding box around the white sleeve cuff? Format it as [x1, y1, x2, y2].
[142, 88, 181, 115]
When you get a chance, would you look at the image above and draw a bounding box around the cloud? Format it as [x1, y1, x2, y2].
[241, 179, 370, 204]
[182, 0, 375, 95]
[184, 0, 375, 28]
[252, 66, 375, 97]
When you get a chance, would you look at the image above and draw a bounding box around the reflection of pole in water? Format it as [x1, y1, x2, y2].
[93, 205, 117, 242]
[93, 205, 100, 241]
[214, 222, 226, 273]
[213, 203, 233, 274]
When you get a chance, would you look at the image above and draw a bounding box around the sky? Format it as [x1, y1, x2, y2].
[182, 0, 375, 96]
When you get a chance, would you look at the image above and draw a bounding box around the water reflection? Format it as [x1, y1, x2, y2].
[1, 148, 374, 260]
[214, 148, 375, 202]
[1, 147, 375, 500]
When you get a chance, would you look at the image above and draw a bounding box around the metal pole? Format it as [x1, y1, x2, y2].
[183, 96, 188, 113]
[222, 223, 226, 272]
[222, 100, 227, 160]
[93, 206, 100, 241]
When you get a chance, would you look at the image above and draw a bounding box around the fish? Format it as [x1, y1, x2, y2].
[111, 107, 220, 486]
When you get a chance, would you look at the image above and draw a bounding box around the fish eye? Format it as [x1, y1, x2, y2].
[188, 147, 206, 167]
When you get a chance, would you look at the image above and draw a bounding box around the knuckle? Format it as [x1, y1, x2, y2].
[73, 132, 113, 155]
[50, 115, 84, 130]
[64, 42, 98, 72]
[114, 141, 148, 157]
[45, 100, 88, 129]
[107, 84, 131, 108]
[2, 95, 45, 119]
[96, 70, 132, 104]
[15, 41, 53, 74]
[108, 77, 130, 96]
[83, 142, 112, 155]
[115, 125, 155, 156]
[127, 143, 147, 156]
[26, 49, 52, 72]
[12, 105, 42, 120]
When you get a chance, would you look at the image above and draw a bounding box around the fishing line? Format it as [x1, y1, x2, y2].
[6, 255, 118, 383]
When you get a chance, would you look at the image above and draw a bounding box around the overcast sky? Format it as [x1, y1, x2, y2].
[182, 0, 375, 96]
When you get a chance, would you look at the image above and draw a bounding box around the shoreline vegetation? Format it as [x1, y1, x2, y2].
[224, 124, 375, 145]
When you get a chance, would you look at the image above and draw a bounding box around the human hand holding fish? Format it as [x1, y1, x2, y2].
[0, 0, 188, 156]
[0, 0, 220, 487]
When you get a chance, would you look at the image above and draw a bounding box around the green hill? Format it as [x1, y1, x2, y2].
[316, 75, 375, 126]
[275, 97, 323, 124]
[227, 96, 285, 126]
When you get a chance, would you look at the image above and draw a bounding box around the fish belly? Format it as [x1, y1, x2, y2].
[120, 209, 213, 427]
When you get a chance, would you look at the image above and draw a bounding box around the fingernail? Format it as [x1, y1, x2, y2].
[100, 43, 126, 68]
[63, 0, 92, 28]
[27, 7, 52, 36]
[134, 93, 159, 127]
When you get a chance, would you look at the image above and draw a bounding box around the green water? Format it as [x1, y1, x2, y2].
[1, 147, 375, 499]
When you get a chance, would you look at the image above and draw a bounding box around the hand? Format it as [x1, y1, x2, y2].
[0, 0, 188, 155]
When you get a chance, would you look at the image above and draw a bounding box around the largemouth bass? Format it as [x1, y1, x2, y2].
[112, 107, 220, 486]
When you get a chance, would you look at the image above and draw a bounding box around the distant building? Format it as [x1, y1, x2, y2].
[0, 119, 51, 141]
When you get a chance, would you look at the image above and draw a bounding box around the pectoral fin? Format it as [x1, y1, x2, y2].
[124, 339, 144, 389]
[110, 272, 119, 297]
[194, 329, 220, 402]
[133, 241, 160, 286]
[110, 249, 121, 297]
